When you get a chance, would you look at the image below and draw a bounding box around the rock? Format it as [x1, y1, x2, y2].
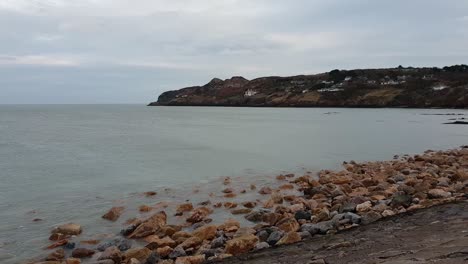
[231, 208, 252, 215]
[254, 242, 270, 251]
[276, 175, 286, 180]
[242, 201, 257, 208]
[45, 239, 69, 249]
[192, 225, 217, 241]
[276, 217, 300, 232]
[159, 260, 175, 264]
[222, 188, 234, 193]
[225, 235, 259, 255]
[224, 193, 237, 198]
[223, 202, 238, 209]
[156, 246, 173, 258]
[315, 208, 330, 222]
[146, 236, 176, 249]
[390, 194, 413, 208]
[102, 207, 125, 221]
[174, 255, 205, 264]
[276, 232, 301, 245]
[139, 205, 152, 213]
[71, 248, 95, 258]
[258, 187, 272, 195]
[144, 252, 159, 264]
[382, 209, 395, 217]
[51, 223, 82, 236]
[98, 246, 122, 263]
[218, 219, 240, 232]
[266, 231, 284, 246]
[300, 224, 320, 235]
[279, 184, 294, 190]
[128, 211, 167, 238]
[343, 212, 361, 224]
[271, 192, 283, 204]
[256, 230, 270, 242]
[356, 201, 373, 212]
[176, 203, 193, 214]
[234, 227, 256, 238]
[122, 247, 152, 263]
[129, 258, 141, 264]
[428, 189, 452, 199]
[179, 237, 203, 250]
[49, 233, 68, 241]
[186, 207, 212, 223]
[172, 231, 192, 244]
[65, 242, 76, 249]
[144, 191, 157, 197]
[210, 236, 226, 249]
[299, 231, 312, 240]
[250, 184, 256, 190]
[294, 210, 311, 221]
[46, 249, 65, 261]
[65, 258, 81, 264]
[168, 246, 187, 259]
[361, 211, 382, 225]
[156, 225, 180, 238]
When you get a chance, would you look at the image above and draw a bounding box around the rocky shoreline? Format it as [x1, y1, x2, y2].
[30, 147, 468, 264]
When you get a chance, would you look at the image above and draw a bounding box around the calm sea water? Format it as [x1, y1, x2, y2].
[0, 105, 467, 263]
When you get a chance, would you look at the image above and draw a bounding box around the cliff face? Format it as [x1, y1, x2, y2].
[149, 65, 468, 108]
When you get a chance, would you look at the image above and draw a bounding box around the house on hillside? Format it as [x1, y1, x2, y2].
[244, 89, 258, 97]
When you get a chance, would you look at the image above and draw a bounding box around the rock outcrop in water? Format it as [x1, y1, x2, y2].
[148, 65, 468, 108]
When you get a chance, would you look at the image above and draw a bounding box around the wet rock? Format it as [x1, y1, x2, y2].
[186, 207, 212, 223]
[224, 193, 237, 198]
[223, 202, 237, 209]
[49, 233, 68, 241]
[192, 225, 217, 241]
[102, 207, 125, 222]
[234, 227, 256, 238]
[65, 242, 76, 249]
[271, 191, 283, 204]
[256, 230, 270, 242]
[139, 205, 152, 213]
[279, 184, 295, 190]
[218, 219, 240, 232]
[98, 246, 122, 263]
[254, 242, 270, 251]
[299, 231, 312, 240]
[172, 231, 192, 244]
[128, 211, 167, 238]
[168, 246, 187, 259]
[231, 208, 252, 215]
[294, 210, 311, 221]
[156, 246, 173, 258]
[174, 255, 205, 264]
[122, 247, 152, 263]
[277, 232, 301, 245]
[222, 188, 234, 193]
[176, 203, 193, 214]
[45, 239, 69, 249]
[144, 191, 157, 197]
[242, 201, 257, 208]
[428, 189, 452, 199]
[179, 237, 203, 250]
[225, 235, 259, 255]
[71, 248, 95, 258]
[52, 223, 82, 236]
[266, 231, 284, 246]
[46, 249, 65, 261]
[258, 187, 272, 195]
[65, 258, 81, 264]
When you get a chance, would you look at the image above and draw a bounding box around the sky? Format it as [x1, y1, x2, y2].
[0, 0, 467, 104]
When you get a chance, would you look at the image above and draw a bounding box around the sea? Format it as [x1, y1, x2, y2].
[0, 105, 467, 263]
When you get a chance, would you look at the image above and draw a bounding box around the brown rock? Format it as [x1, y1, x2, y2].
[224, 193, 237, 198]
[231, 208, 252, 215]
[176, 203, 194, 214]
[46, 249, 65, 261]
[187, 207, 212, 223]
[258, 187, 272, 195]
[218, 219, 240, 232]
[71, 248, 95, 258]
[172, 231, 192, 244]
[175, 255, 205, 264]
[65, 258, 81, 264]
[156, 246, 174, 258]
[213, 202, 222, 208]
[222, 188, 234, 193]
[356, 201, 373, 212]
[156, 225, 181, 237]
[277, 232, 301, 245]
[192, 225, 217, 241]
[139, 205, 152, 213]
[122, 247, 151, 263]
[146, 236, 176, 249]
[45, 239, 69, 249]
[276, 175, 286, 180]
[276, 217, 300, 232]
[160, 260, 175, 264]
[428, 189, 452, 199]
[271, 191, 283, 204]
[144, 191, 157, 197]
[128, 211, 167, 238]
[98, 246, 122, 263]
[179, 236, 203, 250]
[51, 223, 82, 236]
[223, 177, 231, 185]
[250, 184, 256, 190]
[279, 184, 295, 190]
[242, 201, 257, 208]
[49, 233, 68, 241]
[80, 239, 100, 245]
[223, 202, 238, 209]
[102, 207, 125, 222]
[225, 235, 259, 255]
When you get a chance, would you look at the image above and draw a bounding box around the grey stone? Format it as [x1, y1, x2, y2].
[266, 231, 284, 246]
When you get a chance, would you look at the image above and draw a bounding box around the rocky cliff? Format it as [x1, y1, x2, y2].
[149, 65, 468, 108]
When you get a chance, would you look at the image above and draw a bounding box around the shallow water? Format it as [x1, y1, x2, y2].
[0, 105, 467, 263]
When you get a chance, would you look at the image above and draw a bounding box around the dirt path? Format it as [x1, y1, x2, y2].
[214, 201, 468, 264]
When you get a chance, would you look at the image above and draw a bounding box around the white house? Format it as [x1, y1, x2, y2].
[244, 89, 258, 97]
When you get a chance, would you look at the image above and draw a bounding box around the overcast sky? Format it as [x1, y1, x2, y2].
[0, 0, 467, 104]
